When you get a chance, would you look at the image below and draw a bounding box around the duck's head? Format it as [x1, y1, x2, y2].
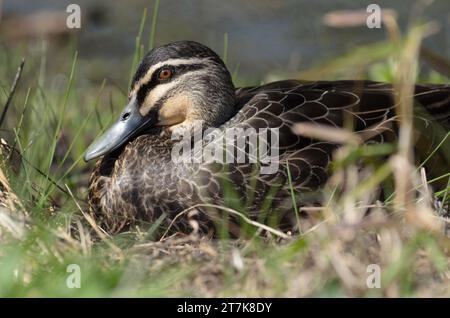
[84, 41, 235, 161]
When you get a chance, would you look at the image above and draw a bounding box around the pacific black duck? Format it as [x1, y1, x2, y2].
[85, 41, 450, 235]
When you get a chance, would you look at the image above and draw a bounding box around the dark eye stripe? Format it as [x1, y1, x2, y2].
[136, 63, 207, 104]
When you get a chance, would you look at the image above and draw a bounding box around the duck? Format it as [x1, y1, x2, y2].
[84, 40, 450, 235]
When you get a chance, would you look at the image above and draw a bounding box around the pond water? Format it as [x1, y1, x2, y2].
[3, 0, 449, 80]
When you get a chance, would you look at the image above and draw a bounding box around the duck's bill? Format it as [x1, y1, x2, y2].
[84, 99, 155, 162]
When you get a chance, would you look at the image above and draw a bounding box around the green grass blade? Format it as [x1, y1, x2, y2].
[148, 0, 160, 51]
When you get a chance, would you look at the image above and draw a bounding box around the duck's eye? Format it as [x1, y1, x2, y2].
[158, 68, 173, 81]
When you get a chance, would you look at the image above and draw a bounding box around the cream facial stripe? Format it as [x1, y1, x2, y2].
[130, 57, 214, 96]
[138, 69, 210, 116]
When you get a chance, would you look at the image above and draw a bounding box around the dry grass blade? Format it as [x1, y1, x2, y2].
[392, 22, 438, 211]
[161, 204, 291, 240]
[293, 122, 360, 144]
[323, 8, 397, 29]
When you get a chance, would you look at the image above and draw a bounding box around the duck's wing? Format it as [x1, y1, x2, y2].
[234, 81, 449, 127]
[231, 80, 449, 164]
[193, 80, 449, 218]
[194, 80, 394, 214]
